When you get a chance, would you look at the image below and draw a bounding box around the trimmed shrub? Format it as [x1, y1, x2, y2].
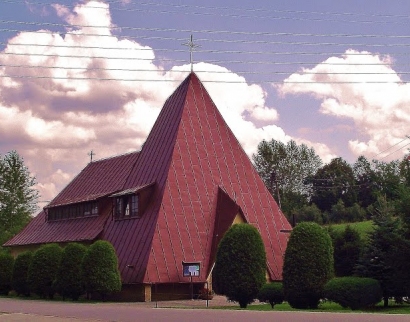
[0, 253, 14, 295]
[283, 222, 334, 309]
[213, 223, 266, 308]
[28, 243, 63, 298]
[82, 240, 121, 299]
[324, 277, 382, 310]
[55, 243, 87, 300]
[257, 282, 284, 308]
[12, 251, 33, 296]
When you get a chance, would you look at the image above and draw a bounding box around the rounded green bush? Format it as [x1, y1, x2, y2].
[28, 243, 63, 298]
[12, 251, 33, 296]
[55, 243, 87, 300]
[324, 277, 382, 310]
[283, 222, 334, 309]
[0, 253, 14, 295]
[257, 282, 284, 308]
[213, 223, 266, 308]
[82, 240, 121, 299]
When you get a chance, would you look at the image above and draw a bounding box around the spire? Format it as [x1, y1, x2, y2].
[182, 34, 200, 72]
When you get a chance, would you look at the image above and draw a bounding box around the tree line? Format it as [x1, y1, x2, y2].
[253, 139, 410, 224]
[0, 151, 38, 248]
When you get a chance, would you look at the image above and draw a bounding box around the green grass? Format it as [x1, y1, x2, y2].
[327, 220, 374, 240]
[219, 300, 410, 314]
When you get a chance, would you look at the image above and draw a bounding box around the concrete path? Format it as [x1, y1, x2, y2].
[0, 297, 409, 322]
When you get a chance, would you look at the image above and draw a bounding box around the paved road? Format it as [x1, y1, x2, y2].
[0, 297, 409, 322]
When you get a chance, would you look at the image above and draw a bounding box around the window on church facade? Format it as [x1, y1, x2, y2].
[114, 194, 139, 219]
[47, 201, 99, 221]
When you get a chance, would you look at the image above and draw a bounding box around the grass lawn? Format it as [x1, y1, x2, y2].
[221, 300, 410, 314]
[327, 220, 374, 240]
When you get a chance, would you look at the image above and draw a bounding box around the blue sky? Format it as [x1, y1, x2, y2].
[1, 0, 410, 207]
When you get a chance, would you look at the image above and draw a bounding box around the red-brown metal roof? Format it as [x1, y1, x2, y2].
[103, 73, 291, 284]
[4, 152, 140, 246]
[47, 152, 140, 208]
[3, 207, 110, 246]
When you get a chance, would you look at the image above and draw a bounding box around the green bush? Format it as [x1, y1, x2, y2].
[294, 204, 323, 224]
[324, 277, 382, 310]
[283, 222, 334, 309]
[82, 240, 121, 299]
[55, 243, 87, 300]
[12, 251, 33, 296]
[28, 243, 63, 298]
[213, 223, 266, 308]
[0, 253, 14, 295]
[257, 282, 284, 308]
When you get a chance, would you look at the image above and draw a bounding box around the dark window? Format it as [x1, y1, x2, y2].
[114, 194, 139, 219]
[47, 201, 99, 221]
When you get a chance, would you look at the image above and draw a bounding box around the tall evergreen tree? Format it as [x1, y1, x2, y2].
[355, 196, 410, 306]
[0, 151, 39, 245]
[333, 225, 362, 276]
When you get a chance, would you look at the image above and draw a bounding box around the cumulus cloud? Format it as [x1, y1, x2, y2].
[0, 1, 332, 210]
[278, 49, 410, 160]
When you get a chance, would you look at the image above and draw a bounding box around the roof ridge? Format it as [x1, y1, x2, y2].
[121, 72, 192, 189]
[90, 150, 140, 164]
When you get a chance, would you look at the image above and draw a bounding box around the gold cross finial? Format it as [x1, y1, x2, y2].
[182, 34, 201, 72]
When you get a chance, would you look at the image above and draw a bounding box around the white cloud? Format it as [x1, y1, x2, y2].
[0, 1, 335, 212]
[278, 49, 410, 160]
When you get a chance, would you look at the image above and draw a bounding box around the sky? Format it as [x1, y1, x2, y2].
[1, 0, 410, 209]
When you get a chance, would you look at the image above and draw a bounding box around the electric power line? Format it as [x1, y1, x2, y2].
[5, 41, 410, 58]
[1, 63, 407, 76]
[373, 137, 410, 158]
[0, 74, 406, 84]
[7, 0, 410, 25]
[1, 20, 410, 40]
[378, 142, 410, 161]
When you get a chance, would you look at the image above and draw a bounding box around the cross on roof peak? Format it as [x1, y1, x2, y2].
[88, 150, 96, 162]
[182, 34, 201, 72]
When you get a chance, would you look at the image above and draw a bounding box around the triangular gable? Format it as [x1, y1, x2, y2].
[139, 73, 291, 284]
[207, 187, 245, 276]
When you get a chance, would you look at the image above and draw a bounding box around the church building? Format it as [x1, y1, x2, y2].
[4, 72, 291, 301]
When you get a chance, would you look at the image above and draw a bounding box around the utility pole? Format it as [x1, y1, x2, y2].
[270, 170, 282, 209]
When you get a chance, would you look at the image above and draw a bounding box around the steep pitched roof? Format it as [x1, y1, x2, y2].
[103, 73, 291, 283]
[4, 152, 140, 246]
[3, 209, 110, 246]
[5, 73, 291, 283]
[47, 152, 140, 207]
